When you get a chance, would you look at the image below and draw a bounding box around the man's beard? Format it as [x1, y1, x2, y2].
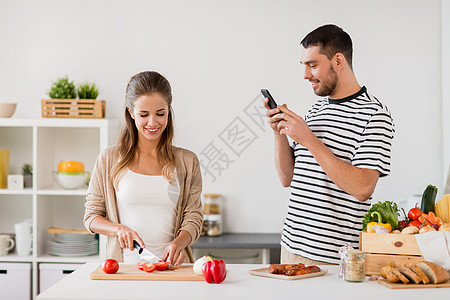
[313, 66, 338, 97]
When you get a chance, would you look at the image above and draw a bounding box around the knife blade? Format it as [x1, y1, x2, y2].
[133, 241, 162, 264]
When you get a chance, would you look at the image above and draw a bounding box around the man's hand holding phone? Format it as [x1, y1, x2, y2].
[262, 88, 315, 147]
[262, 89, 284, 132]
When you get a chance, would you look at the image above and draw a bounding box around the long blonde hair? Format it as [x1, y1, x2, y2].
[111, 71, 176, 188]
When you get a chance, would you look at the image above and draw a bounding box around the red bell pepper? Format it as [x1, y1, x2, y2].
[202, 259, 226, 284]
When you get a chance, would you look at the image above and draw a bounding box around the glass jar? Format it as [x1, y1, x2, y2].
[338, 243, 354, 279]
[202, 194, 223, 236]
[204, 214, 223, 236]
[344, 250, 366, 282]
[203, 194, 222, 215]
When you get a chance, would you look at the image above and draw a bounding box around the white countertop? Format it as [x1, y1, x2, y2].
[37, 262, 448, 300]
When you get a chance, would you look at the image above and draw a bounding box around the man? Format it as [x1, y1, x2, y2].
[265, 24, 394, 264]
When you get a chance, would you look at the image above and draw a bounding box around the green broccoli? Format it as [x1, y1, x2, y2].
[362, 201, 399, 231]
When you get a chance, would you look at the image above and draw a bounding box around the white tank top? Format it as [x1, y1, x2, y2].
[116, 169, 180, 263]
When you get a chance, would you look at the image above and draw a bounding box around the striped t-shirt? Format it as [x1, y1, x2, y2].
[280, 86, 395, 264]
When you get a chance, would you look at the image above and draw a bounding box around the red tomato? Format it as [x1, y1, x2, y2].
[143, 263, 156, 273]
[137, 262, 146, 271]
[408, 220, 422, 228]
[102, 259, 119, 274]
[408, 208, 422, 221]
[154, 261, 169, 271]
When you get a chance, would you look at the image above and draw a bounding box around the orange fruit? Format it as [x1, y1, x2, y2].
[58, 161, 84, 173]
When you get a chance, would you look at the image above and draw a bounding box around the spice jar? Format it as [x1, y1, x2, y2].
[202, 194, 223, 236]
[344, 250, 366, 282]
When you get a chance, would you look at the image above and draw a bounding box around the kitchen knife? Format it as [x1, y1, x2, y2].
[133, 241, 162, 264]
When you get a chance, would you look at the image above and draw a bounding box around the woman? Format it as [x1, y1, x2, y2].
[84, 71, 203, 265]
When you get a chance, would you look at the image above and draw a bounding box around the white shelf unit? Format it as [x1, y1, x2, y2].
[0, 118, 118, 299]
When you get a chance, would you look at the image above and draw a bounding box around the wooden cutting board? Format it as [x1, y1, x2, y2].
[378, 278, 450, 289]
[248, 267, 327, 280]
[90, 264, 204, 281]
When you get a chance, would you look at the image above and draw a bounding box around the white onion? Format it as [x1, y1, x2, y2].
[193, 255, 213, 275]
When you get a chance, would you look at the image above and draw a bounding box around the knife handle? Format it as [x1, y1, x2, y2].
[133, 240, 143, 254]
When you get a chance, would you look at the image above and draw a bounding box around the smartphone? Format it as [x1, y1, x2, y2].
[261, 89, 278, 110]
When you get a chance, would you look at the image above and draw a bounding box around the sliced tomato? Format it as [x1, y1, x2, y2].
[137, 262, 146, 271]
[143, 263, 156, 273]
[154, 261, 169, 271]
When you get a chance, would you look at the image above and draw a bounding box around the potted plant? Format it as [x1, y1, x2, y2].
[77, 81, 99, 100]
[42, 76, 105, 118]
[22, 163, 32, 188]
[48, 76, 77, 99]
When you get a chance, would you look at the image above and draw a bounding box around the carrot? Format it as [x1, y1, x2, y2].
[418, 216, 432, 226]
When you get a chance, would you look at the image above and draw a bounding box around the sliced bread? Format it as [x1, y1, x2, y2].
[386, 270, 400, 283]
[390, 267, 410, 284]
[407, 263, 430, 284]
[416, 261, 449, 284]
[399, 265, 422, 284]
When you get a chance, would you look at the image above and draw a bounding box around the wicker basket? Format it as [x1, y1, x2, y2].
[41, 99, 105, 119]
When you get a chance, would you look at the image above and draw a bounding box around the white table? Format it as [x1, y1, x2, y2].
[37, 263, 448, 300]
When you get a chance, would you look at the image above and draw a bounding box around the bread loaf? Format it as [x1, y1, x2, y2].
[416, 262, 449, 284]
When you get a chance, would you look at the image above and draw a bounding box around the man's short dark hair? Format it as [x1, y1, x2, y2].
[301, 24, 353, 69]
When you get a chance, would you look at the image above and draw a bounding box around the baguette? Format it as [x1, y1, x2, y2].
[400, 265, 422, 284]
[416, 261, 450, 284]
[407, 264, 430, 284]
[390, 267, 410, 284]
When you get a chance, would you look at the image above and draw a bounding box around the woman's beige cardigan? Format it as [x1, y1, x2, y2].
[84, 145, 203, 262]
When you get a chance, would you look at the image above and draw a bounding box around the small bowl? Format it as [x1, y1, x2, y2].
[0, 103, 17, 118]
[54, 172, 89, 189]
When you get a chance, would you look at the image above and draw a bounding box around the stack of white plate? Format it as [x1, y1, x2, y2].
[48, 233, 98, 257]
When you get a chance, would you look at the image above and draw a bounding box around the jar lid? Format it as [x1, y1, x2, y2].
[204, 214, 222, 221]
[203, 193, 222, 198]
[345, 250, 365, 258]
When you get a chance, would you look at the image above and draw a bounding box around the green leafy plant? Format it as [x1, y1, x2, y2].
[22, 163, 32, 175]
[77, 82, 99, 99]
[48, 76, 76, 99]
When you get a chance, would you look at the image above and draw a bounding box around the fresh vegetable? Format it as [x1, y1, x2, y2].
[137, 262, 146, 270]
[193, 255, 214, 275]
[419, 225, 436, 234]
[102, 259, 119, 274]
[418, 211, 442, 227]
[367, 211, 392, 233]
[154, 261, 169, 271]
[401, 226, 419, 234]
[420, 184, 438, 214]
[408, 207, 422, 221]
[408, 220, 422, 228]
[202, 259, 226, 284]
[143, 263, 156, 273]
[362, 201, 399, 231]
[435, 194, 450, 223]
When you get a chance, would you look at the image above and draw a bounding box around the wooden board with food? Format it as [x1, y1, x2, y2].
[377, 261, 450, 289]
[90, 264, 204, 281]
[248, 263, 327, 280]
[359, 189, 450, 275]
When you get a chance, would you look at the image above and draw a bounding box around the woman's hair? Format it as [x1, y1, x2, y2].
[111, 71, 176, 188]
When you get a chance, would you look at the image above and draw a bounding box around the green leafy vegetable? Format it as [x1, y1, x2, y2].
[362, 200, 399, 231]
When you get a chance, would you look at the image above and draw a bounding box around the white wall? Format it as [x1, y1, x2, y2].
[0, 0, 445, 233]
